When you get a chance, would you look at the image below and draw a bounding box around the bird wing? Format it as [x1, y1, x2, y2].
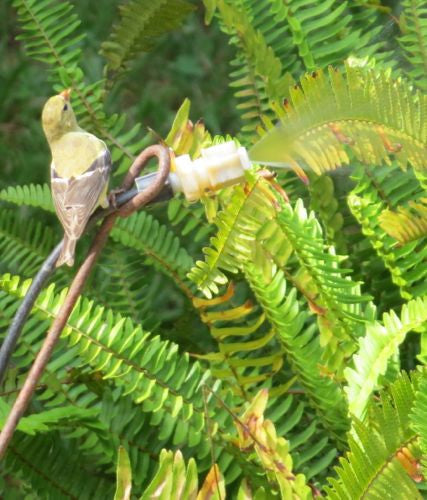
[51, 149, 111, 240]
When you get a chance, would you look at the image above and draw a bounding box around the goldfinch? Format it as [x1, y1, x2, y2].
[41, 89, 111, 267]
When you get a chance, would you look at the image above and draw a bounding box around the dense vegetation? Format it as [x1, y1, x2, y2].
[0, 0, 426, 498]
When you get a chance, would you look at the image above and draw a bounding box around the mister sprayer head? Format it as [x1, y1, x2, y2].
[171, 142, 251, 201]
[134, 141, 251, 202]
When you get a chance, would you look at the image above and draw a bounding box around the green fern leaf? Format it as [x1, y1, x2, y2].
[250, 63, 426, 176]
[245, 264, 349, 440]
[0, 401, 98, 436]
[0, 184, 195, 298]
[275, 198, 371, 373]
[101, 0, 194, 81]
[348, 163, 427, 301]
[0, 183, 53, 212]
[5, 432, 115, 498]
[112, 211, 195, 299]
[398, 0, 427, 91]
[379, 198, 427, 243]
[0, 208, 57, 277]
[168, 197, 213, 243]
[140, 449, 199, 500]
[13, 0, 84, 69]
[193, 283, 285, 396]
[326, 372, 422, 499]
[410, 368, 427, 475]
[0, 274, 234, 462]
[188, 170, 278, 297]
[206, 0, 294, 142]
[345, 297, 427, 420]
[114, 446, 132, 500]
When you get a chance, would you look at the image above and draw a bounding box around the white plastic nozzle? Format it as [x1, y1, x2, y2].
[172, 141, 251, 202]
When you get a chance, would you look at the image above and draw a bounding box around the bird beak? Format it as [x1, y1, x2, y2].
[60, 88, 71, 101]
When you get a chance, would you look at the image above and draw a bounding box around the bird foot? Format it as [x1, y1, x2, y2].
[108, 188, 125, 209]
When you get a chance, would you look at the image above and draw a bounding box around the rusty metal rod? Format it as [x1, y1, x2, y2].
[0, 144, 170, 459]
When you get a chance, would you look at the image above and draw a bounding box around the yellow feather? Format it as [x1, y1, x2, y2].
[51, 132, 107, 178]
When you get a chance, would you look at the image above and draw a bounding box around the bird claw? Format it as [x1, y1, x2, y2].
[108, 188, 125, 210]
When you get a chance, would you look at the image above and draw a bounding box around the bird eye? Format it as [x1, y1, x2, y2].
[63, 104, 68, 111]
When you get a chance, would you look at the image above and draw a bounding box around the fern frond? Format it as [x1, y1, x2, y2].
[139, 449, 199, 499]
[233, 390, 312, 499]
[346, 2, 397, 69]
[205, 0, 294, 141]
[274, 0, 366, 71]
[12, 0, 84, 69]
[0, 274, 237, 470]
[348, 163, 427, 300]
[275, 198, 371, 373]
[1, 305, 227, 494]
[250, 63, 426, 176]
[345, 297, 427, 420]
[112, 211, 195, 299]
[264, 388, 337, 482]
[398, 0, 427, 91]
[245, 264, 349, 440]
[115, 446, 132, 500]
[188, 171, 280, 297]
[0, 183, 53, 212]
[241, 0, 298, 72]
[0, 289, 117, 467]
[308, 174, 346, 251]
[92, 242, 158, 327]
[101, 0, 194, 81]
[0, 401, 98, 436]
[379, 198, 427, 243]
[410, 369, 427, 475]
[168, 197, 214, 244]
[192, 283, 284, 397]
[326, 372, 422, 499]
[0, 208, 57, 277]
[5, 432, 115, 499]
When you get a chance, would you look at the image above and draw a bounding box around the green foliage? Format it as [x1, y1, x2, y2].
[189, 171, 278, 297]
[2, 0, 427, 497]
[5, 432, 115, 499]
[205, 0, 397, 141]
[345, 297, 427, 420]
[204, 0, 294, 141]
[101, 0, 194, 82]
[115, 446, 132, 500]
[192, 283, 285, 396]
[139, 449, 200, 500]
[410, 368, 427, 475]
[1, 273, 221, 450]
[398, 0, 427, 91]
[12, 0, 85, 70]
[348, 163, 427, 301]
[245, 264, 349, 440]
[379, 197, 427, 243]
[250, 63, 426, 176]
[326, 372, 423, 499]
[0, 208, 57, 278]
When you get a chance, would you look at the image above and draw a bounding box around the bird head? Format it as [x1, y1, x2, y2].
[41, 89, 78, 143]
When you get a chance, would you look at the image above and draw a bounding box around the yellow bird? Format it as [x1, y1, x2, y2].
[41, 89, 111, 267]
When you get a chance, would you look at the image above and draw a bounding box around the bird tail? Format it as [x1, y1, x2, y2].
[56, 236, 77, 267]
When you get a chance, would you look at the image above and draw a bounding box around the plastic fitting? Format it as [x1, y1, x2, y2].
[169, 141, 251, 202]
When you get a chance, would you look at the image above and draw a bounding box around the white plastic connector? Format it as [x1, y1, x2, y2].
[172, 141, 251, 202]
